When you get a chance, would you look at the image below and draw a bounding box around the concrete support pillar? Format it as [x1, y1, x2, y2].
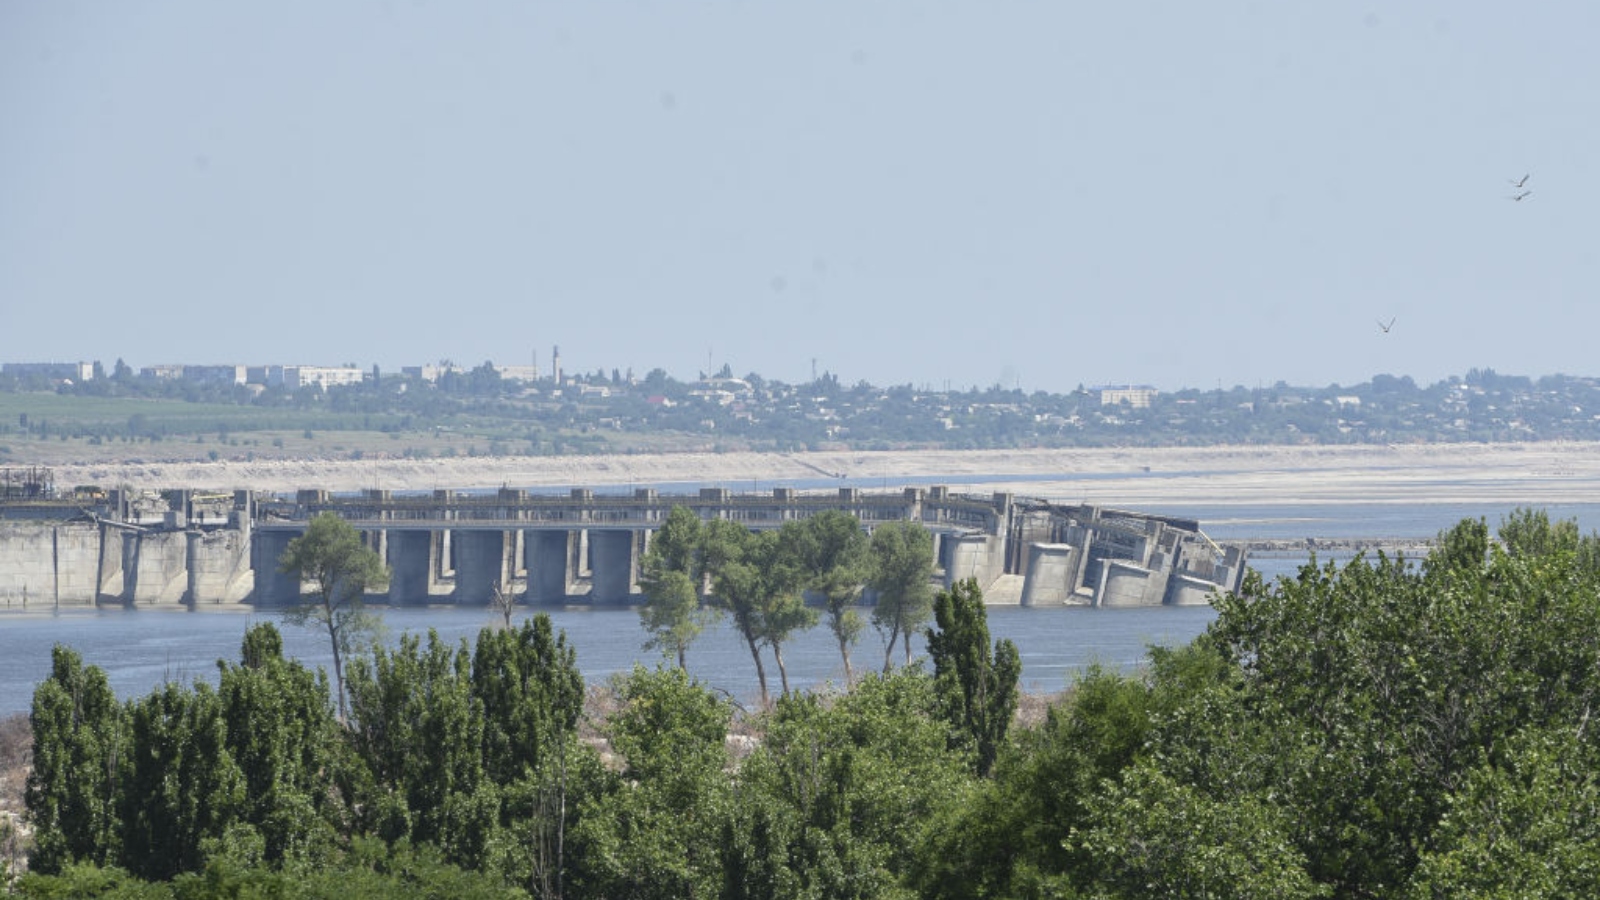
[589, 529, 638, 603]
[453, 530, 510, 605]
[1021, 543, 1077, 607]
[387, 529, 435, 605]
[1096, 560, 1156, 608]
[573, 529, 589, 580]
[945, 534, 997, 589]
[437, 530, 455, 579]
[253, 529, 301, 606]
[1069, 532, 1096, 597]
[526, 530, 573, 604]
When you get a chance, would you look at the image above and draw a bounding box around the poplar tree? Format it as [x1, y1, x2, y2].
[120, 682, 245, 881]
[216, 623, 345, 865]
[868, 521, 936, 672]
[927, 578, 1020, 777]
[25, 647, 128, 874]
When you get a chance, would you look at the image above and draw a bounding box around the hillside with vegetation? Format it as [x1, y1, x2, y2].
[3, 365, 1599, 466]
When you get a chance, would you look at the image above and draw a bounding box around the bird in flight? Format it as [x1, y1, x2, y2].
[1509, 190, 1532, 202]
[1377, 317, 1395, 334]
[1509, 173, 1530, 188]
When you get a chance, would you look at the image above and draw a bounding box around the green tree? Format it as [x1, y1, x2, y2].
[784, 511, 870, 684]
[868, 521, 936, 671]
[1405, 727, 1600, 898]
[472, 617, 585, 786]
[708, 528, 815, 706]
[927, 578, 1020, 777]
[735, 669, 974, 899]
[916, 661, 1157, 899]
[119, 683, 245, 882]
[1180, 514, 1600, 896]
[215, 623, 346, 867]
[26, 647, 128, 874]
[697, 517, 747, 584]
[471, 617, 587, 894]
[278, 511, 389, 721]
[646, 505, 704, 578]
[1078, 760, 1328, 900]
[345, 630, 487, 852]
[638, 570, 707, 669]
[570, 665, 733, 899]
[638, 506, 715, 668]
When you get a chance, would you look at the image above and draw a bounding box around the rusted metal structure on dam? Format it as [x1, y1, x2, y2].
[2, 481, 1248, 609]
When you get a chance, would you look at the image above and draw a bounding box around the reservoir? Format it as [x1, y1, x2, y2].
[0, 603, 1218, 717]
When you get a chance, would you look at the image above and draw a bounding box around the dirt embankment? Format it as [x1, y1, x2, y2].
[30, 442, 1600, 506]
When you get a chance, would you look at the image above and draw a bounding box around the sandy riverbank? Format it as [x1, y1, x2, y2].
[35, 442, 1600, 507]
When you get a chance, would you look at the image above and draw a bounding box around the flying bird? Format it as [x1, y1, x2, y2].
[1377, 317, 1395, 334]
[1509, 190, 1532, 202]
[1509, 173, 1530, 188]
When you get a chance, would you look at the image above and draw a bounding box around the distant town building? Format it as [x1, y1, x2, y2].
[696, 377, 753, 396]
[183, 365, 248, 386]
[401, 363, 461, 383]
[283, 366, 365, 390]
[1097, 385, 1158, 408]
[140, 364, 186, 380]
[250, 365, 366, 391]
[3, 362, 95, 382]
[494, 365, 542, 383]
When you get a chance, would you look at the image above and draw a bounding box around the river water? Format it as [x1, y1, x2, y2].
[4, 495, 1599, 717]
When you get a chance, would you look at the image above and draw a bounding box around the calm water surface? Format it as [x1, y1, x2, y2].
[0, 604, 1217, 716]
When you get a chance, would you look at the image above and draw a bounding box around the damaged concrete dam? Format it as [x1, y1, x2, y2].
[0, 485, 1250, 609]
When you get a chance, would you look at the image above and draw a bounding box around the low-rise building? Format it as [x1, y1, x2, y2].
[1097, 385, 1158, 408]
[184, 365, 248, 386]
[2, 361, 95, 381]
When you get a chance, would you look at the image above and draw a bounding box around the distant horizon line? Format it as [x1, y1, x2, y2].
[0, 358, 1569, 395]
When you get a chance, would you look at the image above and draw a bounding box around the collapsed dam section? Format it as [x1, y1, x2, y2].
[0, 481, 1248, 610]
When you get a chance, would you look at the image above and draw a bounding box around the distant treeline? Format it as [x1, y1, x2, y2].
[5, 365, 1600, 453]
[14, 508, 1600, 897]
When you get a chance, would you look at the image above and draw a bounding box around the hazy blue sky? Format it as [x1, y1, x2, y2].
[2, 3, 1594, 393]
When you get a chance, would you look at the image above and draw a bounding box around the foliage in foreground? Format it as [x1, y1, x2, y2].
[23, 508, 1600, 898]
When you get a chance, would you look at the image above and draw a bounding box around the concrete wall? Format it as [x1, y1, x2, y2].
[525, 531, 573, 603]
[589, 529, 639, 603]
[1096, 560, 1161, 608]
[127, 531, 190, 605]
[1021, 543, 1079, 607]
[0, 522, 100, 607]
[454, 530, 511, 605]
[386, 529, 437, 604]
[252, 530, 302, 605]
[946, 534, 1005, 590]
[1165, 573, 1220, 606]
[186, 528, 254, 605]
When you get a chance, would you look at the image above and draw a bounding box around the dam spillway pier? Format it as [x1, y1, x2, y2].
[1, 482, 1248, 609]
